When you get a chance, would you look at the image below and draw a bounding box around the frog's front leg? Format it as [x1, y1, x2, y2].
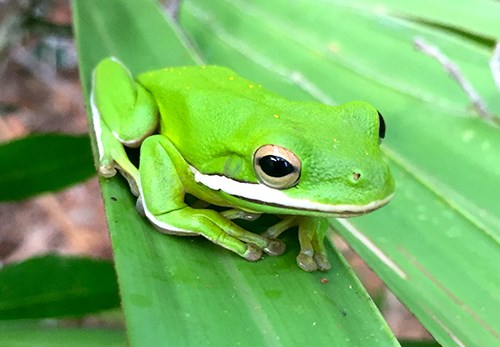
[91, 57, 159, 195]
[263, 216, 331, 272]
[138, 135, 285, 260]
[296, 217, 331, 272]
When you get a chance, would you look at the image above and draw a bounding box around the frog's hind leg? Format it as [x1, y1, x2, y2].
[91, 57, 159, 195]
[138, 135, 285, 261]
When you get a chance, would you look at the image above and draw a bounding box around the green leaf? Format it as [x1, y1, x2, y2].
[178, 0, 500, 346]
[0, 255, 119, 320]
[72, 0, 399, 346]
[0, 321, 126, 347]
[0, 134, 94, 201]
[331, 0, 500, 42]
[399, 341, 441, 347]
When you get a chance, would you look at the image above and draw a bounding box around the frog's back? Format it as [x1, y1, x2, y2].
[137, 66, 265, 98]
[136, 66, 288, 164]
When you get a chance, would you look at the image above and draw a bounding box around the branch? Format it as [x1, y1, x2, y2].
[490, 42, 500, 94]
[413, 36, 496, 125]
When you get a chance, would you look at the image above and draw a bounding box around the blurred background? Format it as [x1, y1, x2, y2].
[0, 0, 112, 263]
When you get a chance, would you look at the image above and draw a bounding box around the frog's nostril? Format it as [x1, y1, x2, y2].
[348, 170, 363, 185]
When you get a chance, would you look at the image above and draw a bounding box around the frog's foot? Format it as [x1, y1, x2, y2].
[313, 253, 331, 271]
[263, 238, 286, 256]
[243, 244, 263, 261]
[296, 251, 331, 272]
[296, 216, 331, 272]
[99, 158, 117, 178]
[296, 251, 318, 272]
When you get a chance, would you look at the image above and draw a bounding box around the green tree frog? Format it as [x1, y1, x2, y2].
[91, 57, 394, 272]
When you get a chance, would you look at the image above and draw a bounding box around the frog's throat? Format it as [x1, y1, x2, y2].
[190, 167, 393, 216]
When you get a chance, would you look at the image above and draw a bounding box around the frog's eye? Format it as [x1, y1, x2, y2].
[377, 111, 386, 141]
[253, 144, 301, 189]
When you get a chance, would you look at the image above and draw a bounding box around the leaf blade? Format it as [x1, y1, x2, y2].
[0, 134, 94, 201]
[72, 0, 400, 346]
[0, 255, 120, 320]
[179, 0, 500, 345]
[0, 320, 126, 347]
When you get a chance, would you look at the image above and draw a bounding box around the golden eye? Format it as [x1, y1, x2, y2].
[253, 144, 301, 189]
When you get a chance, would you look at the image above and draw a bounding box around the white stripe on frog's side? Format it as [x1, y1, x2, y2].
[190, 166, 393, 215]
[138, 185, 194, 236]
[90, 71, 105, 162]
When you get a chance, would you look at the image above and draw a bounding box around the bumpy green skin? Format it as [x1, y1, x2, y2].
[91, 57, 394, 272]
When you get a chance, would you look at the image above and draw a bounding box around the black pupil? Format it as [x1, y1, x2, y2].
[258, 155, 295, 177]
[377, 111, 386, 139]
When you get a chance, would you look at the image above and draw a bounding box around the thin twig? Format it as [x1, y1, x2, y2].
[9, 45, 58, 87]
[163, 0, 181, 20]
[490, 42, 500, 94]
[413, 36, 493, 122]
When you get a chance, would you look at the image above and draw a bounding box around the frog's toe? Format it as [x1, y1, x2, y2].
[243, 244, 263, 261]
[99, 161, 116, 177]
[314, 254, 331, 271]
[296, 253, 318, 272]
[135, 196, 145, 217]
[263, 238, 286, 256]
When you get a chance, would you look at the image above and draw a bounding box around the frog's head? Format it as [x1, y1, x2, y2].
[193, 100, 394, 217]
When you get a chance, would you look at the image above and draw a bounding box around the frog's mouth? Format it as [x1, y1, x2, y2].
[191, 167, 393, 216]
